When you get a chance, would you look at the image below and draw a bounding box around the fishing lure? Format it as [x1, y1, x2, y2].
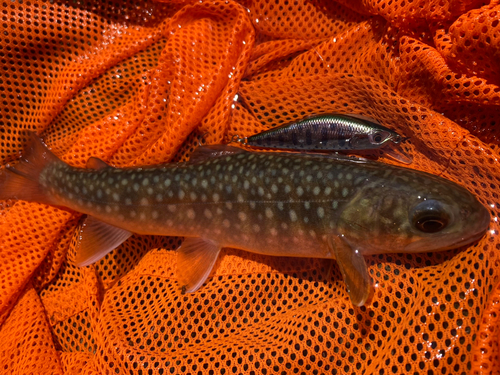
[234, 113, 412, 163]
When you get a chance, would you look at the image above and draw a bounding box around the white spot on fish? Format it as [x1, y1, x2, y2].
[168, 205, 177, 213]
[105, 205, 112, 213]
[201, 179, 208, 188]
[140, 212, 146, 221]
[346, 173, 352, 180]
[213, 193, 220, 203]
[289, 210, 298, 222]
[313, 186, 321, 195]
[277, 202, 284, 211]
[243, 180, 250, 190]
[238, 212, 247, 221]
[121, 179, 128, 186]
[140, 198, 149, 206]
[253, 224, 260, 232]
[178, 190, 185, 199]
[332, 201, 338, 209]
[204, 209, 213, 219]
[112, 193, 120, 202]
[304, 201, 310, 209]
[237, 194, 244, 202]
[130, 210, 136, 218]
[96, 190, 103, 199]
[258, 187, 264, 196]
[271, 184, 278, 194]
[190, 192, 197, 201]
[317, 207, 325, 218]
[296, 187, 304, 197]
[187, 209, 196, 219]
[133, 183, 140, 192]
[164, 179, 171, 187]
[156, 194, 163, 202]
[223, 219, 230, 228]
[226, 202, 233, 210]
[281, 222, 288, 230]
[147, 187, 153, 195]
[342, 187, 349, 197]
[153, 176, 160, 183]
[265, 208, 273, 219]
[324, 187, 332, 195]
[284, 185, 291, 193]
[151, 211, 159, 219]
[270, 228, 278, 236]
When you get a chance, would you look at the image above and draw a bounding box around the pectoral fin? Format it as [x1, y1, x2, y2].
[177, 237, 221, 293]
[74, 216, 132, 267]
[328, 236, 372, 307]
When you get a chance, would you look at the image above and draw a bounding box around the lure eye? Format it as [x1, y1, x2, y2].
[370, 131, 389, 145]
[373, 133, 383, 143]
[411, 200, 450, 234]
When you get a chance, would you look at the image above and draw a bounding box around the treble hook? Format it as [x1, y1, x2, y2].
[229, 134, 247, 145]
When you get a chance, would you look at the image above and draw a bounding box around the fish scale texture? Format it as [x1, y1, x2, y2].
[1, 0, 500, 374]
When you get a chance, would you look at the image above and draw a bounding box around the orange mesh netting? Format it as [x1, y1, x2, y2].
[1, 0, 500, 373]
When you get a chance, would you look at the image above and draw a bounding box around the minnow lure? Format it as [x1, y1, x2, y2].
[234, 113, 412, 164]
[0, 133, 489, 306]
[237, 113, 403, 150]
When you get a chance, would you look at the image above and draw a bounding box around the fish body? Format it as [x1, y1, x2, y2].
[242, 113, 403, 151]
[0, 134, 490, 306]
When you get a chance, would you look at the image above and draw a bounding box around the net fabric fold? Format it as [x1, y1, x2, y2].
[1, 0, 500, 373]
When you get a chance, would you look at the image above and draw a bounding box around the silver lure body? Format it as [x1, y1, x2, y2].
[242, 114, 403, 151]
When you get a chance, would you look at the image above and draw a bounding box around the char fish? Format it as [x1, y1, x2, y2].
[0, 133, 490, 306]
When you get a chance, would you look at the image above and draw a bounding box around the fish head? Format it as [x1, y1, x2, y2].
[350, 129, 401, 150]
[336, 172, 490, 255]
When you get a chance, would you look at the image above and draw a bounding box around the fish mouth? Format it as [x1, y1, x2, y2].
[404, 220, 490, 253]
[404, 228, 487, 253]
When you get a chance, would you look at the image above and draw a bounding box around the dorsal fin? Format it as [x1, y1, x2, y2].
[189, 145, 246, 163]
[86, 156, 109, 170]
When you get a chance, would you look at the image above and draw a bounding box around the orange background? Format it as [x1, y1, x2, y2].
[1, 0, 500, 373]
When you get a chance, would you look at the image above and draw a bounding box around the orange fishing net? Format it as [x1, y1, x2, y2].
[1, 0, 500, 373]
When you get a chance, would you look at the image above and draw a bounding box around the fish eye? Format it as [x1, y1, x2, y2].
[411, 200, 450, 234]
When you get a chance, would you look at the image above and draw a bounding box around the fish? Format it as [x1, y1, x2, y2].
[235, 113, 412, 164]
[0, 133, 490, 306]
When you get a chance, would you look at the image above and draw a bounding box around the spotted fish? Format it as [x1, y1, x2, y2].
[0, 133, 490, 306]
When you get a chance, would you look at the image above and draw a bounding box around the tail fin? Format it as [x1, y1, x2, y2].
[0, 132, 61, 205]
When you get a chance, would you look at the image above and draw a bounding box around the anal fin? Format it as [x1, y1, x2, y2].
[75, 216, 132, 267]
[329, 235, 372, 307]
[177, 237, 221, 293]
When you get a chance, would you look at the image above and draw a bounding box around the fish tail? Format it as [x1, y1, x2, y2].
[0, 132, 62, 205]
